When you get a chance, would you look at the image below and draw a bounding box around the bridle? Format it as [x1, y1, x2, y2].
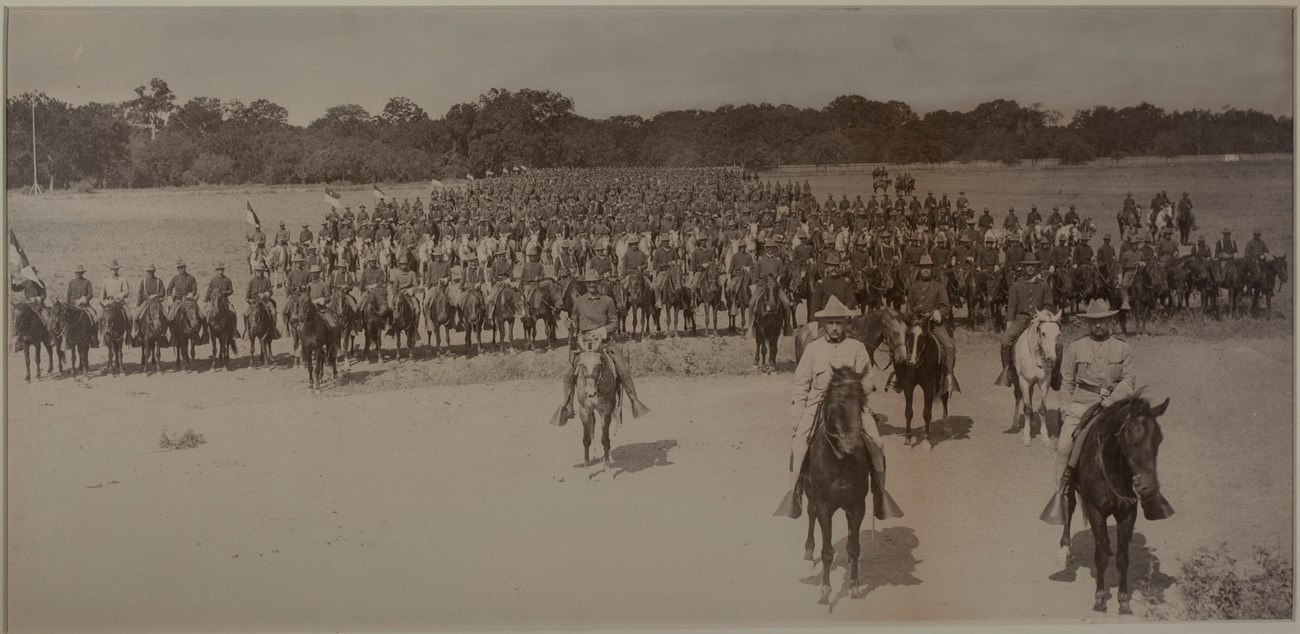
[1098, 415, 1141, 504]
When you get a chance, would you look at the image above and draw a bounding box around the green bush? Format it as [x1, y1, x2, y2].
[1166, 544, 1292, 620]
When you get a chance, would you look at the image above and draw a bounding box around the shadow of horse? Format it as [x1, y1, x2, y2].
[799, 526, 923, 608]
[926, 415, 974, 447]
[1049, 529, 1176, 609]
[610, 439, 678, 479]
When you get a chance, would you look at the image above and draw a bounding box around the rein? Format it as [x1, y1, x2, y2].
[1097, 415, 1140, 504]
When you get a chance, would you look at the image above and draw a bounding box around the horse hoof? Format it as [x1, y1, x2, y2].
[1057, 546, 1069, 568]
[818, 587, 831, 605]
[1022, 436, 1032, 448]
[1093, 602, 1107, 613]
[804, 550, 815, 562]
[1119, 602, 1133, 616]
[920, 440, 931, 452]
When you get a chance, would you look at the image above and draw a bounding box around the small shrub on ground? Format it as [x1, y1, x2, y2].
[1148, 544, 1293, 620]
[160, 429, 207, 451]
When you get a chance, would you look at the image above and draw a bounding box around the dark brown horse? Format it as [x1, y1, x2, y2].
[1052, 395, 1173, 614]
[388, 291, 421, 361]
[12, 302, 58, 381]
[800, 366, 879, 604]
[424, 282, 456, 355]
[206, 296, 240, 370]
[245, 297, 277, 368]
[695, 265, 725, 335]
[101, 300, 131, 375]
[295, 298, 338, 390]
[461, 287, 485, 353]
[333, 289, 360, 362]
[752, 278, 783, 371]
[360, 290, 390, 363]
[947, 260, 977, 327]
[726, 269, 751, 333]
[897, 318, 948, 449]
[490, 285, 517, 350]
[51, 300, 96, 378]
[624, 270, 656, 337]
[136, 298, 167, 375]
[166, 298, 202, 372]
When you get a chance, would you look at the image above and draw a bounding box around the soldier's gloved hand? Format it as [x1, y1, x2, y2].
[931, 309, 942, 323]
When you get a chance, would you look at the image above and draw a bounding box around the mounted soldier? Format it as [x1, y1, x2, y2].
[551, 271, 649, 427]
[59, 264, 99, 350]
[750, 239, 793, 335]
[906, 255, 959, 395]
[1063, 204, 1080, 227]
[995, 256, 1054, 386]
[100, 260, 131, 346]
[1214, 228, 1238, 280]
[245, 263, 280, 339]
[778, 296, 894, 520]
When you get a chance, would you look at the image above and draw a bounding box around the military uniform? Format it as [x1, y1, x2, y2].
[553, 282, 648, 427]
[997, 270, 1054, 383]
[906, 271, 957, 389]
[244, 273, 280, 339]
[1056, 330, 1135, 479]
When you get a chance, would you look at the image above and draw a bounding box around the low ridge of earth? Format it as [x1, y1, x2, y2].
[7, 333, 1292, 630]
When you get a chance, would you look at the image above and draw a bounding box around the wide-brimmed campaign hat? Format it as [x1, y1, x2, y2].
[309, 265, 322, 274]
[918, 254, 935, 266]
[73, 264, 86, 273]
[1080, 299, 1119, 319]
[1021, 256, 1042, 266]
[176, 259, 187, 267]
[823, 252, 842, 266]
[109, 260, 121, 269]
[215, 262, 226, 269]
[255, 262, 269, 272]
[813, 296, 860, 320]
[580, 271, 603, 283]
[145, 263, 157, 272]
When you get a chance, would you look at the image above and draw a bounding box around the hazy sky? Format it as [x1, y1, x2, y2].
[6, 7, 1294, 125]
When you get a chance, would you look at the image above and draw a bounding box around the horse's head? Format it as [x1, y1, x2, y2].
[1111, 396, 1169, 501]
[1032, 309, 1062, 363]
[824, 366, 868, 453]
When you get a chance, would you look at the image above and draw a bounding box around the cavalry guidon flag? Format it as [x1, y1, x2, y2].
[372, 184, 387, 199]
[245, 201, 261, 227]
[466, 173, 475, 181]
[8, 229, 43, 287]
[325, 187, 342, 208]
[430, 179, 445, 189]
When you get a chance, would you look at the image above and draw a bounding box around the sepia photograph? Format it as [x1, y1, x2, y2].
[3, 4, 1295, 632]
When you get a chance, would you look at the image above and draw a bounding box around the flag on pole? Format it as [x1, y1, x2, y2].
[430, 179, 445, 189]
[372, 184, 387, 199]
[8, 229, 43, 287]
[466, 173, 475, 181]
[324, 187, 342, 209]
[245, 201, 261, 227]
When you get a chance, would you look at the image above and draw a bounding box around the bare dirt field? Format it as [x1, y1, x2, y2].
[5, 161, 1295, 630]
[6, 332, 1292, 630]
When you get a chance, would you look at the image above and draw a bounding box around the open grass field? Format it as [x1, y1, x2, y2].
[5, 159, 1294, 630]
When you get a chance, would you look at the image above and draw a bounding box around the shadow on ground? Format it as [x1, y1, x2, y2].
[1049, 528, 1177, 609]
[799, 525, 923, 609]
[612, 439, 678, 478]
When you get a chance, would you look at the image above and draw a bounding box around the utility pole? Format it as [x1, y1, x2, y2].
[31, 102, 38, 193]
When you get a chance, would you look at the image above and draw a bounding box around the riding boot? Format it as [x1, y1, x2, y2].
[608, 349, 650, 418]
[549, 359, 578, 427]
[943, 367, 961, 395]
[865, 440, 904, 520]
[1039, 466, 1073, 525]
[994, 344, 1015, 387]
[774, 448, 807, 519]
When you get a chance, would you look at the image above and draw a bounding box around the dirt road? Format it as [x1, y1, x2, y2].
[6, 333, 1292, 631]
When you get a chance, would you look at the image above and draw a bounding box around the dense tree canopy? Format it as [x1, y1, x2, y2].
[6, 78, 1293, 190]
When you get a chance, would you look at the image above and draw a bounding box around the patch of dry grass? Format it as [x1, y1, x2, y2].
[159, 429, 207, 451]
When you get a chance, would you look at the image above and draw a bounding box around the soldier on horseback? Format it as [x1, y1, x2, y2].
[1118, 237, 1144, 310]
[749, 239, 793, 336]
[551, 271, 649, 426]
[11, 266, 50, 352]
[130, 264, 165, 344]
[66, 265, 99, 349]
[245, 262, 281, 340]
[906, 255, 959, 395]
[1191, 235, 1211, 259]
[359, 255, 389, 322]
[1040, 299, 1161, 525]
[307, 266, 340, 332]
[1064, 205, 1080, 228]
[995, 257, 1054, 386]
[165, 260, 199, 330]
[1215, 228, 1238, 281]
[780, 296, 894, 520]
[100, 260, 131, 346]
[203, 262, 233, 334]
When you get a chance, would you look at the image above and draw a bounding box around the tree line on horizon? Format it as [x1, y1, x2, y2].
[5, 78, 1293, 191]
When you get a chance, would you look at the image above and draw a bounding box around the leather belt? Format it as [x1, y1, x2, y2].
[1077, 382, 1104, 394]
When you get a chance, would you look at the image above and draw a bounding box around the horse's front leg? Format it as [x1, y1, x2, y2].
[804, 505, 817, 561]
[903, 385, 915, 446]
[601, 410, 612, 467]
[817, 510, 835, 605]
[1116, 507, 1137, 615]
[24, 346, 32, 382]
[920, 383, 933, 450]
[1090, 510, 1111, 612]
[846, 502, 866, 597]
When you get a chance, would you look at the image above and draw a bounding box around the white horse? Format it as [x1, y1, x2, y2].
[1151, 204, 1176, 239]
[1055, 224, 1080, 246]
[1011, 308, 1062, 448]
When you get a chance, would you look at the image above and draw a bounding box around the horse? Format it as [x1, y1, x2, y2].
[1150, 205, 1175, 242]
[389, 289, 422, 360]
[1127, 266, 1154, 334]
[490, 284, 517, 351]
[101, 299, 131, 375]
[1075, 264, 1112, 313]
[1051, 265, 1076, 316]
[948, 260, 978, 327]
[726, 269, 751, 333]
[600, 277, 627, 336]
[799, 366, 878, 604]
[1176, 205, 1195, 245]
[360, 289, 390, 363]
[752, 277, 784, 371]
[624, 270, 657, 338]
[1008, 309, 1061, 448]
[1055, 396, 1172, 615]
[333, 289, 361, 363]
[245, 297, 277, 367]
[295, 298, 338, 390]
[694, 266, 724, 335]
[50, 300, 96, 379]
[206, 296, 240, 370]
[793, 307, 909, 373]
[573, 333, 621, 467]
[136, 298, 168, 375]
[461, 287, 486, 353]
[985, 269, 1009, 331]
[424, 282, 458, 355]
[1248, 255, 1288, 315]
[1178, 257, 1218, 314]
[659, 267, 686, 336]
[896, 317, 948, 449]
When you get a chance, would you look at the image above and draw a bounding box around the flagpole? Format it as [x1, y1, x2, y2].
[31, 102, 39, 194]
